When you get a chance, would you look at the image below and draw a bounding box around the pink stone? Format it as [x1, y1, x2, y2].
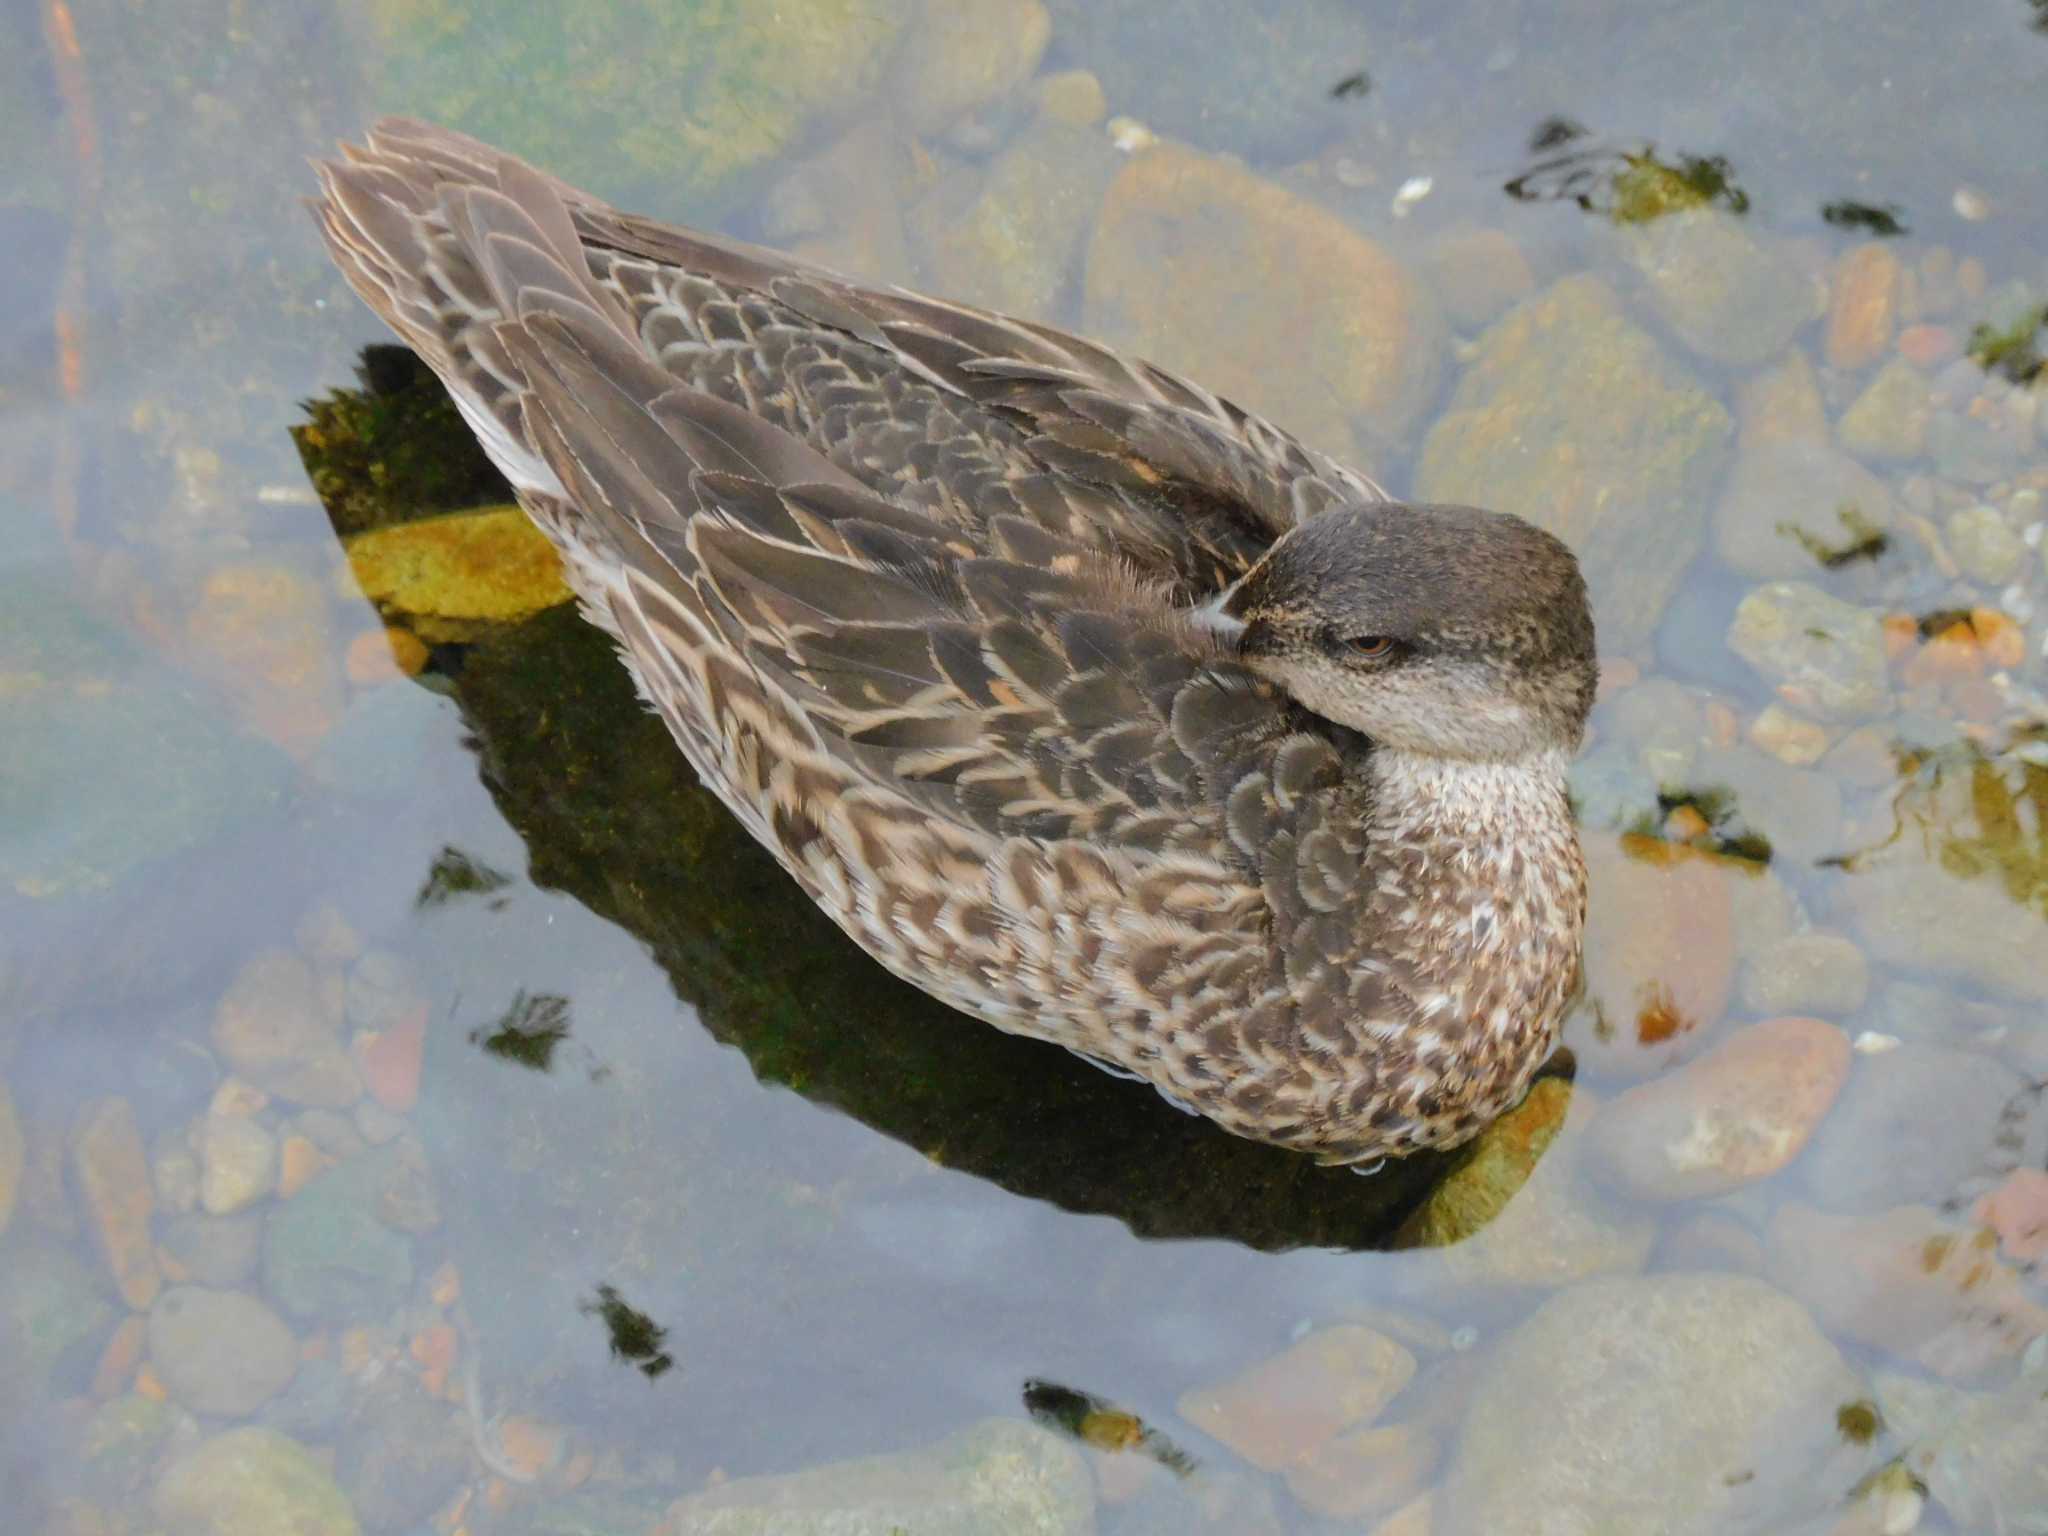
[1591, 1017, 1850, 1199]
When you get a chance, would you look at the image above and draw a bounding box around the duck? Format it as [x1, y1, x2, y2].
[312, 118, 1595, 1167]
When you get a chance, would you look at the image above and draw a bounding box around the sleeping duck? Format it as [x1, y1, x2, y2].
[313, 118, 1595, 1166]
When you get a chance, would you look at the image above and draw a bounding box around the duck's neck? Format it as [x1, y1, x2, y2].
[1361, 744, 1584, 987]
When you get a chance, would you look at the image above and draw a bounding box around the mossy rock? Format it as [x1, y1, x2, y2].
[352, 0, 912, 219]
[344, 508, 574, 641]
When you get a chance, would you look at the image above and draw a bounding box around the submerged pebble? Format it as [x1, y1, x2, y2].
[1176, 1325, 1416, 1472]
[147, 1286, 298, 1418]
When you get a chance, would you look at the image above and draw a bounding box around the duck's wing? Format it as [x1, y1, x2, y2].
[320, 118, 1385, 596]
[313, 122, 1370, 1071]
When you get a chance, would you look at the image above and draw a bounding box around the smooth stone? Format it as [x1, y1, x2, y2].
[335, 1372, 470, 1531]
[1737, 347, 1828, 447]
[1687, 744, 1844, 864]
[659, 1417, 1092, 1535]
[1631, 210, 1820, 368]
[1838, 854, 2048, 1003]
[0, 1235, 118, 1398]
[1726, 582, 1891, 721]
[1407, 1079, 1655, 1288]
[912, 113, 1120, 319]
[152, 1128, 202, 1216]
[212, 950, 360, 1109]
[180, 562, 344, 758]
[1737, 932, 1869, 1016]
[1590, 1018, 1850, 1200]
[1423, 226, 1536, 332]
[154, 1425, 359, 1536]
[1824, 243, 1902, 371]
[1714, 436, 1894, 580]
[342, 950, 417, 1036]
[1564, 837, 1735, 1081]
[1767, 1202, 2048, 1379]
[261, 1143, 417, 1321]
[0, 1074, 21, 1235]
[73, 1095, 160, 1309]
[1800, 1044, 2031, 1213]
[1877, 1359, 2048, 1530]
[198, 1111, 277, 1216]
[1283, 1422, 1435, 1522]
[79, 1392, 182, 1498]
[1946, 502, 2025, 585]
[157, 1210, 264, 1289]
[1085, 143, 1443, 473]
[148, 1285, 298, 1418]
[1416, 275, 1732, 654]
[891, 0, 1048, 136]
[1443, 1273, 1867, 1535]
[1747, 702, 1831, 767]
[1838, 357, 1932, 461]
[1176, 1325, 1416, 1472]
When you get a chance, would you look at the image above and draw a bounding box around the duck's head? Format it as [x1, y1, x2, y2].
[1194, 502, 1596, 762]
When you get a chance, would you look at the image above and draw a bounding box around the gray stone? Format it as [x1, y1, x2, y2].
[1947, 503, 2025, 586]
[1630, 210, 1820, 368]
[891, 0, 1049, 138]
[336, 1373, 470, 1531]
[1714, 437, 1894, 580]
[1738, 932, 1869, 1017]
[148, 1285, 298, 1418]
[1839, 857, 2048, 1004]
[1801, 1045, 2031, 1213]
[1443, 1272, 1868, 1535]
[1877, 1360, 2048, 1533]
[158, 1210, 264, 1289]
[1838, 358, 1932, 461]
[1689, 745, 1845, 864]
[0, 1235, 118, 1399]
[1417, 276, 1732, 654]
[1727, 583, 1892, 721]
[154, 1426, 359, 1536]
[661, 1418, 1093, 1535]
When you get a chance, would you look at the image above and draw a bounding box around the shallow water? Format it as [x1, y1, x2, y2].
[4, 2, 2048, 1533]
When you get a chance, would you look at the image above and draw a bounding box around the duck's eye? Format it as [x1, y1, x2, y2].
[1347, 635, 1398, 659]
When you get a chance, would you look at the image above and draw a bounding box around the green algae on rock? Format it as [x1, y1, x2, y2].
[154, 1426, 360, 1536]
[1415, 276, 1732, 654]
[351, 0, 910, 221]
[343, 508, 574, 642]
[292, 346, 514, 538]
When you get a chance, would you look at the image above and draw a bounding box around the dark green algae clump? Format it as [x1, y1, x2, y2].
[291, 353, 1595, 1253]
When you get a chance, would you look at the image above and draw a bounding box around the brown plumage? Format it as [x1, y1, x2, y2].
[311, 118, 1595, 1165]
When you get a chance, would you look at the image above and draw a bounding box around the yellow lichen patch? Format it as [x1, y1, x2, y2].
[344, 507, 572, 642]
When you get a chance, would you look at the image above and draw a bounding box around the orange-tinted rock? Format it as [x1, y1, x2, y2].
[1970, 607, 2026, 669]
[1900, 622, 1984, 689]
[1176, 1326, 1416, 1471]
[357, 1001, 428, 1114]
[1768, 1202, 2048, 1379]
[92, 1314, 148, 1399]
[1896, 323, 1959, 368]
[344, 625, 430, 685]
[0, 1076, 21, 1236]
[1085, 143, 1443, 471]
[1591, 1017, 1850, 1200]
[1284, 1422, 1436, 1521]
[276, 1135, 332, 1198]
[494, 1415, 565, 1482]
[181, 562, 342, 757]
[1566, 835, 1737, 1080]
[1825, 245, 1901, 371]
[1972, 1168, 2048, 1263]
[73, 1098, 160, 1309]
